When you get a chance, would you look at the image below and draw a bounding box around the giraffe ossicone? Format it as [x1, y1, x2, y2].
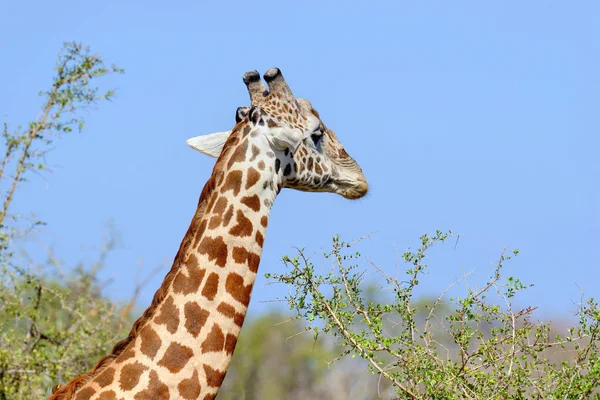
[50, 68, 367, 400]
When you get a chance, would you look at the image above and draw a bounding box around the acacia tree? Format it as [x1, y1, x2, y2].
[0, 42, 128, 399]
[269, 232, 600, 399]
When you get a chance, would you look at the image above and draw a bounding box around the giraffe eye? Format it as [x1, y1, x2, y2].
[310, 133, 322, 146]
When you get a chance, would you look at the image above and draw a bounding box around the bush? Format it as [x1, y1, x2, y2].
[269, 232, 600, 399]
[0, 42, 124, 399]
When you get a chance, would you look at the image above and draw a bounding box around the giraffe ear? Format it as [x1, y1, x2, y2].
[186, 131, 231, 158]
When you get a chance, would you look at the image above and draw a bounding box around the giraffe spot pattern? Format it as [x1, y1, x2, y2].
[227, 139, 248, 169]
[275, 159, 281, 173]
[198, 236, 228, 267]
[231, 246, 248, 264]
[241, 195, 260, 212]
[245, 167, 261, 189]
[201, 272, 219, 301]
[225, 333, 238, 355]
[117, 345, 136, 364]
[283, 163, 292, 176]
[140, 326, 161, 360]
[203, 364, 226, 388]
[95, 367, 116, 388]
[248, 252, 260, 273]
[173, 264, 206, 295]
[220, 170, 242, 196]
[184, 302, 209, 337]
[119, 361, 148, 391]
[193, 220, 207, 248]
[134, 370, 169, 400]
[208, 214, 222, 229]
[155, 296, 179, 334]
[249, 144, 260, 162]
[212, 197, 228, 215]
[228, 211, 253, 237]
[257, 160, 265, 170]
[157, 342, 194, 374]
[216, 302, 245, 327]
[97, 390, 117, 400]
[260, 216, 268, 227]
[74, 387, 96, 400]
[225, 273, 253, 306]
[178, 370, 202, 399]
[222, 205, 234, 227]
[201, 324, 225, 353]
[255, 231, 264, 247]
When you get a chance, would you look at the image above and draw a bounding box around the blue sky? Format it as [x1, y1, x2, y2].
[1, 1, 598, 320]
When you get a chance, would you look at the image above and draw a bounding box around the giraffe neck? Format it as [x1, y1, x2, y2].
[61, 128, 282, 400]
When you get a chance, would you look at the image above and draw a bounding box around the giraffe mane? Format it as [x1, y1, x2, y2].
[49, 122, 246, 399]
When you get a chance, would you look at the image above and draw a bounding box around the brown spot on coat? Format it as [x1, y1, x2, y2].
[119, 362, 148, 391]
[116, 345, 136, 363]
[140, 326, 161, 360]
[193, 220, 207, 248]
[255, 231, 264, 247]
[74, 387, 96, 400]
[229, 211, 253, 237]
[257, 160, 265, 170]
[184, 302, 209, 337]
[97, 391, 117, 400]
[208, 214, 222, 229]
[173, 265, 206, 295]
[221, 170, 242, 196]
[226, 273, 253, 306]
[249, 144, 260, 162]
[232, 246, 248, 264]
[248, 252, 261, 273]
[225, 333, 238, 355]
[155, 296, 179, 334]
[95, 367, 116, 388]
[315, 163, 322, 174]
[201, 272, 219, 301]
[201, 324, 225, 353]
[222, 205, 234, 227]
[212, 197, 228, 215]
[198, 236, 228, 267]
[307, 157, 314, 171]
[245, 167, 261, 189]
[227, 139, 248, 169]
[217, 302, 245, 326]
[260, 216, 268, 227]
[241, 195, 261, 212]
[178, 370, 202, 399]
[157, 343, 194, 373]
[134, 371, 169, 400]
[203, 364, 226, 388]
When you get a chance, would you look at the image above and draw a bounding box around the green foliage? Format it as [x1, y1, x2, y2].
[0, 249, 132, 399]
[0, 42, 124, 399]
[270, 232, 600, 399]
[218, 312, 334, 400]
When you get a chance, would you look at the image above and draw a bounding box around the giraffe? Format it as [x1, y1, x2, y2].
[50, 68, 368, 400]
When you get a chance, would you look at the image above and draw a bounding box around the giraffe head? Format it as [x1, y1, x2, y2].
[187, 68, 367, 199]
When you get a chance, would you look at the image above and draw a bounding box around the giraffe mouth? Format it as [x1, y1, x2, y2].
[334, 179, 369, 200]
